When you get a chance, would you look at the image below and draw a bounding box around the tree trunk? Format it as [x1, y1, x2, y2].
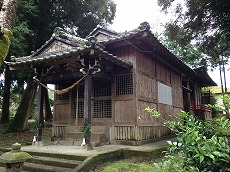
[0, 0, 18, 121]
[0, 63, 11, 123]
[44, 87, 52, 121]
[219, 61, 224, 94]
[0, 0, 3, 10]
[22, 83, 37, 130]
[0, 0, 18, 30]
[0, 0, 18, 66]
[221, 58, 227, 93]
[7, 76, 38, 132]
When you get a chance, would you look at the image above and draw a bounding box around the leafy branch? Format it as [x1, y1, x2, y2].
[145, 107, 230, 171]
[79, 118, 91, 138]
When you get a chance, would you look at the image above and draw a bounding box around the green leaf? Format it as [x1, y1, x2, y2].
[199, 155, 204, 163]
[213, 151, 222, 157]
[167, 141, 172, 145]
[207, 154, 215, 161]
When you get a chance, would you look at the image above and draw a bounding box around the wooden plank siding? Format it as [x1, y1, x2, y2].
[137, 100, 158, 125]
[111, 46, 137, 125]
[112, 125, 172, 140]
[109, 46, 137, 69]
[40, 40, 72, 55]
[135, 50, 183, 126]
[114, 100, 136, 123]
[53, 100, 71, 124]
[156, 62, 171, 85]
[137, 73, 157, 101]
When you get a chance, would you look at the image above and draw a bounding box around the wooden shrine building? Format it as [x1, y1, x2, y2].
[6, 22, 216, 145]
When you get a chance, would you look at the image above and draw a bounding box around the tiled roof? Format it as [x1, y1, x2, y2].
[6, 45, 132, 69]
[193, 67, 217, 86]
[99, 22, 151, 44]
[6, 26, 132, 69]
[31, 27, 89, 57]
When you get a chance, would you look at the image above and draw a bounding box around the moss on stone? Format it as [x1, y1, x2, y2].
[0, 150, 32, 163]
[123, 146, 168, 160]
[74, 149, 123, 172]
[0, 30, 13, 66]
[74, 146, 169, 172]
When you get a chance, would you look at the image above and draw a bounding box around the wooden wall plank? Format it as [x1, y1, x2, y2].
[114, 100, 135, 123]
[172, 88, 183, 108]
[137, 100, 157, 124]
[136, 51, 156, 76]
[54, 101, 70, 124]
[137, 73, 156, 100]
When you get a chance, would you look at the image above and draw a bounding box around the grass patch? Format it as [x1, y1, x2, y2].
[0, 121, 52, 148]
[94, 159, 158, 172]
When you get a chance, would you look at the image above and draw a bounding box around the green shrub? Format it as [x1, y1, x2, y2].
[145, 108, 230, 172]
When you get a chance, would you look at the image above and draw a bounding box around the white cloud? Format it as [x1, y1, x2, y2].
[111, 0, 169, 32]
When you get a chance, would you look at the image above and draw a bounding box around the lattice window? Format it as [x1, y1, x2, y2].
[115, 74, 133, 95]
[73, 101, 84, 118]
[56, 85, 69, 100]
[94, 80, 111, 97]
[73, 84, 84, 118]
[93, 100, 112, 118]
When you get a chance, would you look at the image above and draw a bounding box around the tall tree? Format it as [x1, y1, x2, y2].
[0, 0, 18, 123]
[0, 0, 35, 123]
[7, 76, 37, 132]
[0, 0, 18, 66]
[0, 63, 10, 123]
[34, 0, 116, 48]
[155, 29, 206, 68]
[157, 0, 230, 92]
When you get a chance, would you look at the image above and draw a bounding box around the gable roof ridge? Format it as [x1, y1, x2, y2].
[102, 21, 151, 43]
[31, 27, 88, 57]
[52, 27, 87, 45]
[87, 23, 119, 38]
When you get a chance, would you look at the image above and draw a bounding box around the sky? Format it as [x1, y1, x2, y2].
[110, 0, 230, 88]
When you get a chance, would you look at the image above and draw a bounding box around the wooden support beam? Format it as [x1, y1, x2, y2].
[84, 74, 93, 150]
[37, 84, 45, 143]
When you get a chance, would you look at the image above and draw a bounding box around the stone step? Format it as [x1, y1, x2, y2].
[23, 149, 87, 161]
[28, 155, 81, 168]
[0, 148, 87, 172]
[24, 162, 73, 172]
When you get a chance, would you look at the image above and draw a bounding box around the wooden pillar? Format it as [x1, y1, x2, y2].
[75, 85, 79, 126]
[37, 84, 45, 143]
[84, 74, 93, 149]
[187, 80, 191, 111]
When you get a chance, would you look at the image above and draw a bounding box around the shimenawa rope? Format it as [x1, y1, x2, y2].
[34, 70, 89, 95]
